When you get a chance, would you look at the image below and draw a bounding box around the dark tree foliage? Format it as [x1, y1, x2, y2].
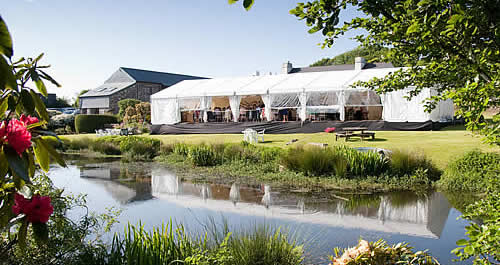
[232, 0, 500, 145]
[46, 97, 71, 108]
[309, 46, 393, 67]
[289, 0, 500, 144]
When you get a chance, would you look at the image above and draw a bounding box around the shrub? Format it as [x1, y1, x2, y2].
[438, 150, 500, 192]
[389, 149, 440, 180]
[452, 191, 500, 264]
[227, 226, 303, 265]
[281, 146, 387, 177]
[160, 143, 175, 154]
[173, 142, 190, 156]
[223, 144, 244, 161]
[65, 137, 93, 150]
[118, 98, 140, 120]
[74, 114, 118, 134]
[330, 239, 439, 265]
[119, 136, 161, 161]
[343, 147, 389, 177]
[260, 147, 282, 162]
[90, 141, 121, 155]
[188, 145, 219, 166]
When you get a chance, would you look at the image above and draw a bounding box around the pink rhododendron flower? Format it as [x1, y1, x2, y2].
[12, 193, 54, 223]
[4, 119, 32, 155]
[20, 114, 39, 126]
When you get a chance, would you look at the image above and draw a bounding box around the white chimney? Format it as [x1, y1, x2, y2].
[281, 61, 293, 74]
[355, 57, 366, 71]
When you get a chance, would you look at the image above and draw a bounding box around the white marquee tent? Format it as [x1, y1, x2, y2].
[151, 68, 454, 125]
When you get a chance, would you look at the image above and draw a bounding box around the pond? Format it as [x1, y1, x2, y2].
[48, 157, 473, 265]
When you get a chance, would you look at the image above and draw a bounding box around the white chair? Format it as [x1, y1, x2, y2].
[257, 129, 265, 143]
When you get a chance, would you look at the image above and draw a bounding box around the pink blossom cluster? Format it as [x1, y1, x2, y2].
[0, 115, 39, 155]
[331, 240, 371, 265]
[12, 193, 54, 223]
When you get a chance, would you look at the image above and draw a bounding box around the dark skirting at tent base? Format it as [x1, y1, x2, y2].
[151, 120, 447, 135]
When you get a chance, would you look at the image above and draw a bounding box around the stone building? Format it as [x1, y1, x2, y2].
[79, 67, 207, 114]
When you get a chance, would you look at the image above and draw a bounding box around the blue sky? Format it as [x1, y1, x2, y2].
[2, 0, 362, 100]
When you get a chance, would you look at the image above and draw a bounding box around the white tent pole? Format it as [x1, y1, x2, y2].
[229, 93, 241, 122]
[340, 90, 346, 121]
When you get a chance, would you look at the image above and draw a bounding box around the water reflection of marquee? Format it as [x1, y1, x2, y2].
[151, 168, 451, 238]
[79, 163, 152, 204]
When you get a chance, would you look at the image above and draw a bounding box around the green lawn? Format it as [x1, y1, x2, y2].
[66, 126, 499, 169]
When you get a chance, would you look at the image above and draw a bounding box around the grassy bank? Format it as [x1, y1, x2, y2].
[64, 126, 499, 169]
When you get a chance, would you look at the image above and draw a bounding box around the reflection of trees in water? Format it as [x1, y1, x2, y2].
[79, 160, 153, 203]
[343, 194, 381, 213]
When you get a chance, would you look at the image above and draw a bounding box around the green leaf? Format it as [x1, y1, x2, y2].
[448, 14, 463, 25]
[0, 97, 8, 119]
[18, 219, 28, 250]
[406, 22, 419, 34]
[39, 70, 61, 87]
[243, 0, 254, 10]
[30, 70, 48, 97]
[33, 138, 50, 172]
[20, 89, 35, 114]
[456, 239, 468, 246]
[228, 0, 238, 4]
[28, 151, 35, 177]
[30, 89, 49, 121]
[42, 138, 66, 167]
[464, 245, 474, 255]
[4, 146, 30, 182]
[32, 222, 49, 245]
[27, 121, 45, 130]
[0, 16, 13, 58]
[0, 149, 8, 179]
[0, 56, 16, 91]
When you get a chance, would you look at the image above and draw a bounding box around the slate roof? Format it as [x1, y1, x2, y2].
[289, 62, 394, 74]
[81, 67, 207, 98]
[120, 67, 207, 87]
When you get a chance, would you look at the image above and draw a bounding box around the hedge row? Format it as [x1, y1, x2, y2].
[75, 114, 118, 134]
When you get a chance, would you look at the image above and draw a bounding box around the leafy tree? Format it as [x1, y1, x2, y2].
[73, 89, 89, 108]
[46, 96, 71, 108]
[232, 0, 500, 144]
[288, 0, 500, 144]
[118, 98, 140, 120]
[310, 46, 393, 67]
[0, 15, 66, 252]
[452, 191, 500, 265]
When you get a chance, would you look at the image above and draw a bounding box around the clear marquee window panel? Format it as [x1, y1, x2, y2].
[345, 91, 382, 106]
[179, 98, 201, 111]
[306, 91, 340, 106]
[271, 93, 300, 108]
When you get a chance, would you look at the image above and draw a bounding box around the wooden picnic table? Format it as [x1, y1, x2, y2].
[335, 127, 375, 141]
[342, 127, 369, 133]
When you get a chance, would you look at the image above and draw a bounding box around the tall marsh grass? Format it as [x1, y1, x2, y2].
[281, 146, 388, 178]
[108, 222, 199, 265]
[389, 149, 440, 180]
[107, 222, 303, 265]
[227, 226, 304, 265]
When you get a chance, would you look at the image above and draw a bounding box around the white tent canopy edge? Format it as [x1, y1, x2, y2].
[151, 68, 454, 125]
